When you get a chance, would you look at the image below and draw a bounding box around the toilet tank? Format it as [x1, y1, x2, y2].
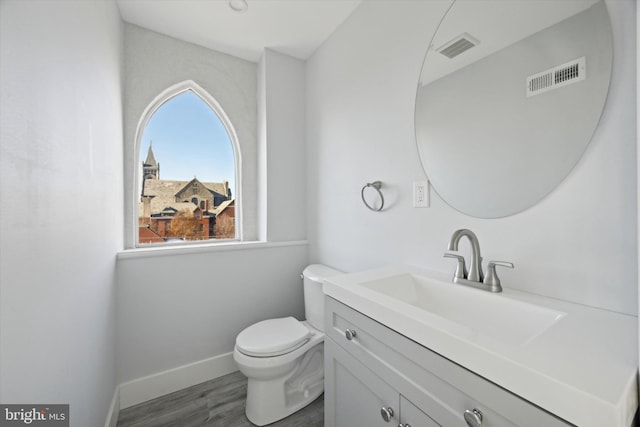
[302, 264, 342, 331]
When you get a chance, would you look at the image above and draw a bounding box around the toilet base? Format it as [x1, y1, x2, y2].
[244, 343, 324, 426]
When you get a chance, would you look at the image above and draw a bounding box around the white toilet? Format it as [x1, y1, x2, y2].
[233, 264, 341, 426]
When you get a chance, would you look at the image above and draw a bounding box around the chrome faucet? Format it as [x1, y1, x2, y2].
[444, 229, 513, 293]
[447, 229, 483, 282]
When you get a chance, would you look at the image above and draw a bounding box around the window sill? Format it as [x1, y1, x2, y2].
[116, 240, 308, 260]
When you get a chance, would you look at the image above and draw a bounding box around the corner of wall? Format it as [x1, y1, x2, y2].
[257, 50, 268, 241]
[104, 387, 120, 427]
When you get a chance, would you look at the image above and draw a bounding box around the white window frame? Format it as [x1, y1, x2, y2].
[132, 80, 243, 247]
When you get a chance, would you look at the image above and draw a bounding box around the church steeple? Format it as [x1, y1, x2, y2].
[145, 144, 158, 168]
[142, 143, 159, 181]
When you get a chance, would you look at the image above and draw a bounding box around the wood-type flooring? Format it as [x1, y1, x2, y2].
[117, 371, 324, 427]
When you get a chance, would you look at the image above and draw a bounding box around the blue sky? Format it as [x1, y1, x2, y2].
[140, 91, 235, 191]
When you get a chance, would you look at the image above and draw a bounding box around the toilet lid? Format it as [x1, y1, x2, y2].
[236, 317, 311, 357]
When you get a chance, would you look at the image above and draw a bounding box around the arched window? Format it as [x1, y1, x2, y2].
[135, 81, 240, 246]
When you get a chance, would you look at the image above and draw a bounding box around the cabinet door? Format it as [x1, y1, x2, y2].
[325, 338, 400, 427]
[400, 396, 440, 427]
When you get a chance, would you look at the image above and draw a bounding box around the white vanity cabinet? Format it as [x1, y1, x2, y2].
[325, 338, 438, 426]
[324, 296, 573, 427]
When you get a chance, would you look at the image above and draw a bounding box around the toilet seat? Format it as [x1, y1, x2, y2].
[236, 317, 311, 357]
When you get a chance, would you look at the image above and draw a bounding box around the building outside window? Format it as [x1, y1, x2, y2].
[137, 88, 237, 245]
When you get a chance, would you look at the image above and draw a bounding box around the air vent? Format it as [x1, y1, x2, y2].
[436, 33, 479, 59]
[527, 57, 586, 97]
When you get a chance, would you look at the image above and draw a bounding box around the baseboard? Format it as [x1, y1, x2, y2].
[119, 352, 238, 409]
[104, 386, 120, 427]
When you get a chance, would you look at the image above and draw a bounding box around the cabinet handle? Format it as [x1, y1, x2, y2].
[398, 424, 411, 427]
[464, 408, 483, 427]
[380, 406, 394, 422]
[345, 329, 357, 340]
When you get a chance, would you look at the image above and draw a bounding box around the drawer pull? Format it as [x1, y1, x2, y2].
[398, 424, 411, 427]
[345, 329, 357, 340]
[380, 406, 394, 422]
[464, 408, 483, 427]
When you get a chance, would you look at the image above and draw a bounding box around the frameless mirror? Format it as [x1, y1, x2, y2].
[415, 0, 612, 218]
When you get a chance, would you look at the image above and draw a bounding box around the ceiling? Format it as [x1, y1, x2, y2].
[116, 0, 362, 63]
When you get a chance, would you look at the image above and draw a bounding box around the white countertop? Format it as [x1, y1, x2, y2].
[323, 265, 638, 427]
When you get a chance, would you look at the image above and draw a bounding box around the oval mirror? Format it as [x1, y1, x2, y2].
[415, 0, 612, 218]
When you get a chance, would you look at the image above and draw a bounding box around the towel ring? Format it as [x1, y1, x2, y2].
[361, 181, 384, 211]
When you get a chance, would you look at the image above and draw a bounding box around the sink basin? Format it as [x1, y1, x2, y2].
[361, 273, 565, 346]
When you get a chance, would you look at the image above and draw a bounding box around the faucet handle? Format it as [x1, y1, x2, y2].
[483, 261, 514, 290]
[444, 252, 467, 279]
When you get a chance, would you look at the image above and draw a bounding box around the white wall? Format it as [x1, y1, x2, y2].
[0, 1, 123, 425]
[307, 0, 637, 315]
[116, 243, 308, 385]
[123, 24, 259, 245]
[637, 0, 640, 396]
[117, 37, 310, 391]
[258, 49, 307, 241]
